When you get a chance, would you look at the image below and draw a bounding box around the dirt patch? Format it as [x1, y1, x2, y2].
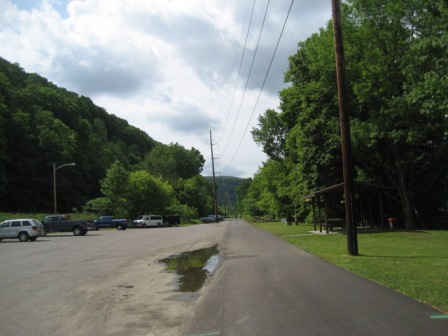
[72, 241, 222, 336]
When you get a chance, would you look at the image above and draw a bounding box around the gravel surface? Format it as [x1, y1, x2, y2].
[0, 222, 228, 336]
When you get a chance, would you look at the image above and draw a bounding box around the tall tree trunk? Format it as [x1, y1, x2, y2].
[401, 191, 415, 230]
[395, 155, 416, 230]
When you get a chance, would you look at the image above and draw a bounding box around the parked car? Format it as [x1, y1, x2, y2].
[163, 215, 181, 227]
[41, 215, 91, 236]
[206, 215, 224, 222]
[133, 215, 181, 228]
[0, 219, 45, 242]
[133, 215, 164, 228]
[200, 216, 217, 223]
[93, 216, 128, 230]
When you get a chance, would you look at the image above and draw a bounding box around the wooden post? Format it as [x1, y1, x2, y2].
[324, 196, 330, 235]
[317, 196, 323, 233]
[331, 0, 358, 255]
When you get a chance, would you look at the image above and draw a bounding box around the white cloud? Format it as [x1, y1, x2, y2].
[0, 0, 332, 178]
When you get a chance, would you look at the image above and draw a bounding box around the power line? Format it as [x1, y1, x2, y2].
[222, 0, 295, 174]
[218, 0, 257, 149]
[221, 0, 272, 157]
[218, 1, 254, 144]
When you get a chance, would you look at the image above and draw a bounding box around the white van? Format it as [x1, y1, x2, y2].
[132, 215, 163, 228]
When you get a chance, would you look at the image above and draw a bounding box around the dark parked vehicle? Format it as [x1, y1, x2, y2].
[200, 216, 217, 223]
[93, 216, 128, 230]
[200, 215, 224, 223]
[42, 215, 91, 236]
[163, 215, 181, 226]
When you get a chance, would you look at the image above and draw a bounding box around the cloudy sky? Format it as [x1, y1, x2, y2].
[1, 0, 331, 178]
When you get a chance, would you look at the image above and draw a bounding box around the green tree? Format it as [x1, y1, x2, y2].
[35, 108, 77, 161]
[249, 0, 448, 229]
[146, 143, 205, 184]
[126, 170, 174, 219]
[83, 197, 111, 215]
[165, 203, 198, 222]
[174, 176, 214, 217]
[346, 0, 448, 229]
[100, 161, 129, 217]
[251, 109, 287, 161]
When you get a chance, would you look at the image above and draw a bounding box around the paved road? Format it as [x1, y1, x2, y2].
[185, 219, 448, 336]
[1, 220, 447, 336]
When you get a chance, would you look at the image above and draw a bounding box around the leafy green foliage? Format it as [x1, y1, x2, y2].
[0, 57, 212, 218]
[98, 161, 209, 220]
[175, 176, 214, 217]
[146, 143, 205, 184]
[100, 161, 129, 217]
[245, 0, 448, 229]
[83, 197, 111, 215]
[251, 109, 287, 160]
[0, 57, 158, 213]
[165, 203, 198, 223]
[126, 170, 174, 219]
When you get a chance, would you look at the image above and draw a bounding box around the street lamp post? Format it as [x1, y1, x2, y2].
[53, 162, 76, 214]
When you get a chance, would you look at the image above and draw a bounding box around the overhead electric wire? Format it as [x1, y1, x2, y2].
[222, 0, 295, 174]
[218, 1, 254, 144]
[221, 0, 272, 157]
[218, 0, 257, 147]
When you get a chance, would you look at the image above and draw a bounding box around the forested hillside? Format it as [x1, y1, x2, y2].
[0, 57, 212, 216]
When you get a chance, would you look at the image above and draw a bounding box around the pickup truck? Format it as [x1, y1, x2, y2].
[92, 216, 128, 230]
[41, 215, 91, 236]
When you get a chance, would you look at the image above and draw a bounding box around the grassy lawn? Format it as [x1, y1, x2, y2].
[251, 221, 448, 313]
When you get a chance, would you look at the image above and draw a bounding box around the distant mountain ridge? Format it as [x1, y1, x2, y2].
[204, 175, 247, 210]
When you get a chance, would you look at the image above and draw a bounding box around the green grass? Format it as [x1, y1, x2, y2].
[0, 212, 101, 233]
[251, 221, 448, 313]
[0, 212, 96, 222]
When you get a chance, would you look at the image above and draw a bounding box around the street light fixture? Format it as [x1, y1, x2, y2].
[53, 162, 76, 214]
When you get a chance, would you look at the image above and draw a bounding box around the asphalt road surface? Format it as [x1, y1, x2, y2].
[185, 220, 448, 336]
[0, 219, 447, 336]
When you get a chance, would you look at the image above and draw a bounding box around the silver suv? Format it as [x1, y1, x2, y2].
[0, 219, 45, 242]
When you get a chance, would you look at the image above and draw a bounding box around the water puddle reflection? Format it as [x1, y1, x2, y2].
[160, 245, 220, 293]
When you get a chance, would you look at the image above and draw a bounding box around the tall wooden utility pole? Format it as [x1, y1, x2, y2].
[331, 0, 358, 255]
[210, 130, 219, 223]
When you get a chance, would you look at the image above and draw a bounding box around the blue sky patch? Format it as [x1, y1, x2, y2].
[11, 0, 70, 19]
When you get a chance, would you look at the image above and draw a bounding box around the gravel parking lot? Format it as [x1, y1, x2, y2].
[0, 223, 228, 336]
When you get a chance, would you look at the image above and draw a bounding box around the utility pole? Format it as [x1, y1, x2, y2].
[53, 162, 76, 214]
[331, 0, 358, 255]
[210, 130, 219, 223]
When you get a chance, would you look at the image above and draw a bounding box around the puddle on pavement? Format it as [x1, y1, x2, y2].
[160, 245, 220, 293]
